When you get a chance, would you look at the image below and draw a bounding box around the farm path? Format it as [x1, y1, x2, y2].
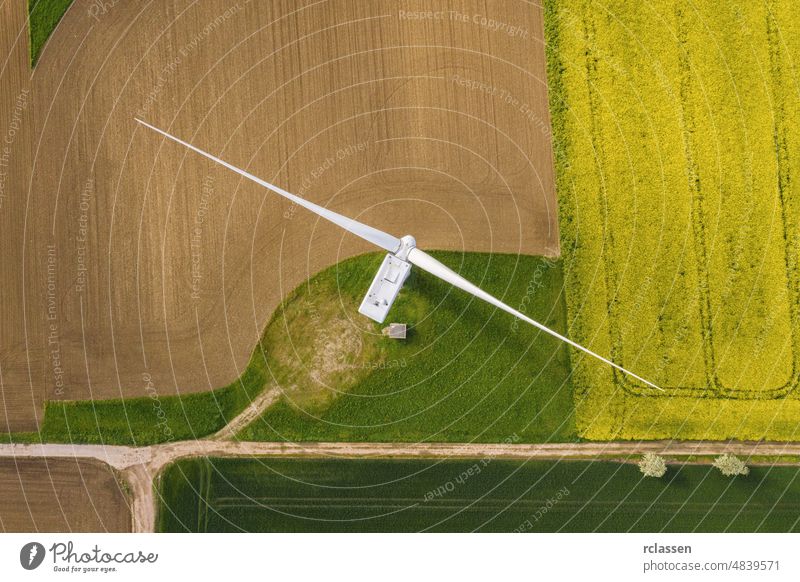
[209, 385, 281, 441]
[3, 439, 800, 532]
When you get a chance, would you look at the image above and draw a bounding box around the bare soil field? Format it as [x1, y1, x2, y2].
[0, 1, 37, 431]
[0, 458, 130, 532]
[0, 0, 556, 431]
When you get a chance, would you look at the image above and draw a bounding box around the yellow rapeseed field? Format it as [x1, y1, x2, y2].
[546, 0, 800, 439]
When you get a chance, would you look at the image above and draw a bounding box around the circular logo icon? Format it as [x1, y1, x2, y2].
[20, 542, 46, 570]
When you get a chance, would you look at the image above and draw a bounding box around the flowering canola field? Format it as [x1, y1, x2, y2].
[546, 0, 800, 439]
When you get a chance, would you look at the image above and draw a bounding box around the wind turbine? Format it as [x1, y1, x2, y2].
[135, 118, 661, 391]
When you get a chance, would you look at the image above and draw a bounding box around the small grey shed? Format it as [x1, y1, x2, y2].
[383, 323, 407, 339]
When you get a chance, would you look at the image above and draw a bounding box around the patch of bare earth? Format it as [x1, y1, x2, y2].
[289, 316, 371, 406]
[0, 458, 130, 532]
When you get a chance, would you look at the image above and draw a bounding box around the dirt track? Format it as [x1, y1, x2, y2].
[0, 0, 558, 433]
[211, 384, 280, 440]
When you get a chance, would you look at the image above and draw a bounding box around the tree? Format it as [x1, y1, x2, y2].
[638, 453, 667, 478]
[713, 454, 749, 476]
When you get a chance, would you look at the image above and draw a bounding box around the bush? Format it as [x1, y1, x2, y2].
[638, 453, 667, 478]
[713, 454, 750, 477]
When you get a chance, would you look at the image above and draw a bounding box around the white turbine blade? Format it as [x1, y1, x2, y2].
[407, 248, 662, 391]
[135, 118, 402, 253]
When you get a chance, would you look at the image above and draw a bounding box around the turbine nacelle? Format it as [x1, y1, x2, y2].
[358, 235, 416, 323]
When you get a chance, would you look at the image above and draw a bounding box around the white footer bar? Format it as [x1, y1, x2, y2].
[0, 533, 795, 581]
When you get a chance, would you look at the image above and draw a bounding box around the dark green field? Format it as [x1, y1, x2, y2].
[157, 458, 800, 533]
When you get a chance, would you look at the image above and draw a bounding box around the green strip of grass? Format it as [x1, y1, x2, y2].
[35, 352, 268, 446]
[28, 0, 76, 66]
[158, 457, 800, 532]
[0, 432, 45, 444]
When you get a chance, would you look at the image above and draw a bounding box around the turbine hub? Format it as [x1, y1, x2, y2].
[394, 235, 417, 261]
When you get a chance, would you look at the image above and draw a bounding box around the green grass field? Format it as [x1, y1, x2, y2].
[157, 457, 800, 532]
[35, 360, 266, 445]
[28, 0, 75, 65]
[546, 0, 800, 440]
[8, 252, 573, 445]
[237, 251, 575, 443]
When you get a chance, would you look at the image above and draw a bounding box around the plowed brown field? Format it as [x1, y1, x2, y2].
[0, 457, 129, 532]
[1, 0, 556, 432]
